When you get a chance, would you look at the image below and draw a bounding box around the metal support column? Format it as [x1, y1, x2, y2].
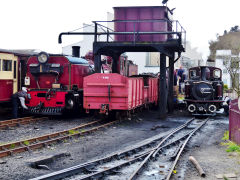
[168, 53, 175, 113]
[159, 53, 167, 119]
[112, 54, 120, 73]
[94, 54, 101, 73]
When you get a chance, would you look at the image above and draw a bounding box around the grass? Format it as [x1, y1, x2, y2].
[68, 129, 79, 135]
[10, 144, 15, 149]
[221, 131, 240, 153]
[223, 176, 229, 180]
[226, 142, 240, 152]
[80, 129, 86, 133]
[222, 131, 229, 141]
[23, 140, 30, 146]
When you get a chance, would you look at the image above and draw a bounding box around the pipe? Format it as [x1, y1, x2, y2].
[174, 52, 181, 63]
[189, 156, 206, 177]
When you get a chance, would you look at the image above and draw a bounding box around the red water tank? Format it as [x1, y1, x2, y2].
[114, 6, 173, 42]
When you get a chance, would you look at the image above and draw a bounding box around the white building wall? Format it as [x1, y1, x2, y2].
[215, 58, 231, 88]
[127, 52, 160, 74]
[62, 24, 106, 57]
[215, 50, 238, 88]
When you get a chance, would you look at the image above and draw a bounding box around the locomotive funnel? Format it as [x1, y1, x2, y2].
[200, 67, 210, 81]
[72, 46, 80, 58]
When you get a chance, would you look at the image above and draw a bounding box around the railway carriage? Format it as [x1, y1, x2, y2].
[184, 66, 225, 115]
[83, 73, 158, 116]
[25, 52, 91, 115]
[0, 51, 19, 104]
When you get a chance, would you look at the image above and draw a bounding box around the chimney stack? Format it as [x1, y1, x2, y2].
[72, 46, 80, 58]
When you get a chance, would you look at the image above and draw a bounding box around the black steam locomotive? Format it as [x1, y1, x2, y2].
[184, 66, 225, 115]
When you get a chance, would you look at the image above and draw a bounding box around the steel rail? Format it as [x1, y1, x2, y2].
[0, 116, 48, 130]
[29, 133, 166, 180]
[128, 118, 195, 180]
[30, 118, 195, 180]
[0, 120, 115, 158]
[165, 118, 209, 180]
[0, 116, 33, 125]
[81, 120, 201, 180]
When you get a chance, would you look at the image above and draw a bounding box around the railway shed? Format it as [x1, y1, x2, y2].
[58, 6, 186, 118]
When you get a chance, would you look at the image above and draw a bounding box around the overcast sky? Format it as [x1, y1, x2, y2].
[0, 0, 239, 59]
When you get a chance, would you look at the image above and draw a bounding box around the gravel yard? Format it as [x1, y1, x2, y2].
[0, 115, 93, 143]
[173, 116, 240, 180]
[0, 110, 238, 180]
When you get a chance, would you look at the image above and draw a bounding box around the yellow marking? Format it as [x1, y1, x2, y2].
[40, 64, 42, 72]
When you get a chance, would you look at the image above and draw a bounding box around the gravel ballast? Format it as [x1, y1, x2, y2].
[0, 110, 237, 180]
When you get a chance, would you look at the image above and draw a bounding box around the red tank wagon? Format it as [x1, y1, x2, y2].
[83, 73, 158, 115]
[25, 52, 91, 115]
[114, 6, 173, 42]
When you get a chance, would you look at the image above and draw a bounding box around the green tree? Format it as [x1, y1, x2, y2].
[209, 28, 240, 97]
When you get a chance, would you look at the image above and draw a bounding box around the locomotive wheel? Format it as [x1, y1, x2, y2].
[66, 98, 75, 110]
[108, 111, 117, 121]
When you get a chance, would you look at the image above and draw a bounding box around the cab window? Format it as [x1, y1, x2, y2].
[214, 69, 221, 78]
[189, 70, 196, 79]
[2, 60, 12, 71]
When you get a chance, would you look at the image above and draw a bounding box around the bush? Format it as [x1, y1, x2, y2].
[224, 84, 228, 90]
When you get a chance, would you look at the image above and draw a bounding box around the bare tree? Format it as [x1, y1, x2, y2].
[218, 54, 240, 97]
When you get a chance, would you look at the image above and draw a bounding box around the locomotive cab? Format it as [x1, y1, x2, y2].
[25, 52, 90, 115]
[184, 66, 224, 115]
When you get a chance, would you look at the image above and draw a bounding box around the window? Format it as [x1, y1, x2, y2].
[214, 69, 221, 78]
[0, 59, 1, 71]
[2, 60, 12, 71]
[189, 70, 196, 78]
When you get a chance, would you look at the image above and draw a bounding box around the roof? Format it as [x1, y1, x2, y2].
[113, 6, 166, 8]
[65, 56, 89, 64]
[0, 48, 40, 56]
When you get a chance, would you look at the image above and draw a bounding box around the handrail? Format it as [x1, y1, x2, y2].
[59, 19, 186, 49]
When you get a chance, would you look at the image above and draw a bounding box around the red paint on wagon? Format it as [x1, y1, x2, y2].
[229, 99, 240, 145]
[83, 73, 158, 113]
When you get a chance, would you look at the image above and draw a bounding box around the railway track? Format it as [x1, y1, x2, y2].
[0, 116, 48, 130]
[30, 117, 209, 180]
[0, 119, 118, 158]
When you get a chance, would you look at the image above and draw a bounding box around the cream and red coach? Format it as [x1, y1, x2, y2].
[25, 52, 91, 115]
[0, 51, 19, 105]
